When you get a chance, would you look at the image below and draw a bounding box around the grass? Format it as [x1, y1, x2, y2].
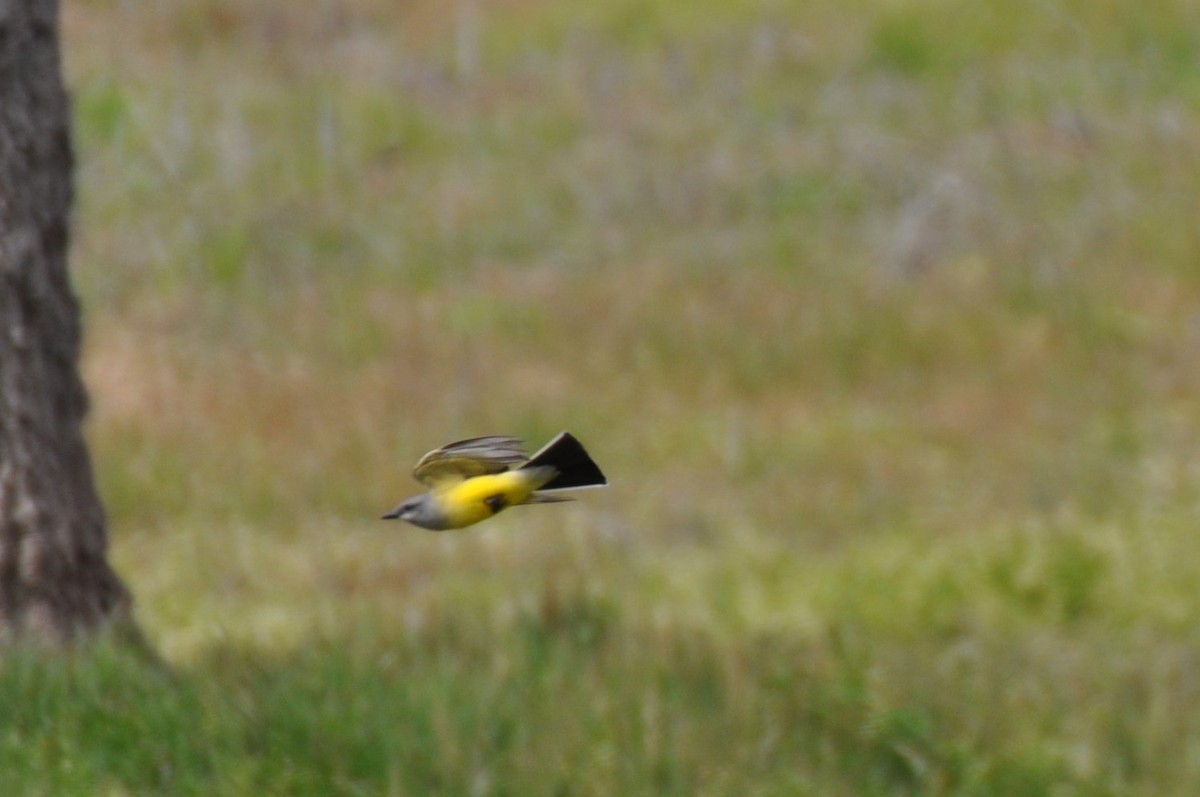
[6, 0, 1200, 793]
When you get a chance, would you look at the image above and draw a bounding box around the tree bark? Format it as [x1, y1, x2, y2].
[0, 0, 134, 646]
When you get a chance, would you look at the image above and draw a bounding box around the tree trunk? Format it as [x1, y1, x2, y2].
[0, 0, 134, 646]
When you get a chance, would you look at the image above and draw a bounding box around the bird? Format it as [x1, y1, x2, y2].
[381, 431, 607, 530]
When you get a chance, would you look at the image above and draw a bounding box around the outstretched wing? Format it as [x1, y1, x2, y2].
[412, 435, 529, 487]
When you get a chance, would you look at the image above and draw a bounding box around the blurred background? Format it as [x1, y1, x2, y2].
[14, 0, 1200, 793]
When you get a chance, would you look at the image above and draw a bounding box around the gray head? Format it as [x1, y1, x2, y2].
[381, 493, 448, 530]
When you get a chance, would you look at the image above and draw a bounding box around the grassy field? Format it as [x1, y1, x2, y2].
[5, 0, 1200, 793]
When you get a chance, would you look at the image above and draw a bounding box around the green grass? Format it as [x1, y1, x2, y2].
[12, 515, 1200, 795]
[8, 0, 1200, 793]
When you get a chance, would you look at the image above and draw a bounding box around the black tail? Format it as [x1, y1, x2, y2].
[521, 432, 607, 491]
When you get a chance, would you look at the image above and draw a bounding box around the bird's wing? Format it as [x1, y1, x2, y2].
[412, 435, 529, 487]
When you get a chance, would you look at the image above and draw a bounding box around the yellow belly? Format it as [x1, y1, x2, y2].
[435, 470, 543, 529]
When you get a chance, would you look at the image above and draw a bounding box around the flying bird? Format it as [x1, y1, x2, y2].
[382, 432, 607, 530]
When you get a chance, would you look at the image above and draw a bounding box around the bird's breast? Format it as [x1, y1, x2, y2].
[437, 471, 539, 528]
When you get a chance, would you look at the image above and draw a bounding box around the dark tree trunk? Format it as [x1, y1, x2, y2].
[0, 0, 134, 646]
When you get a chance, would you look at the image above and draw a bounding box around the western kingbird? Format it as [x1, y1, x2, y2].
[381, 431, 607, 530]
